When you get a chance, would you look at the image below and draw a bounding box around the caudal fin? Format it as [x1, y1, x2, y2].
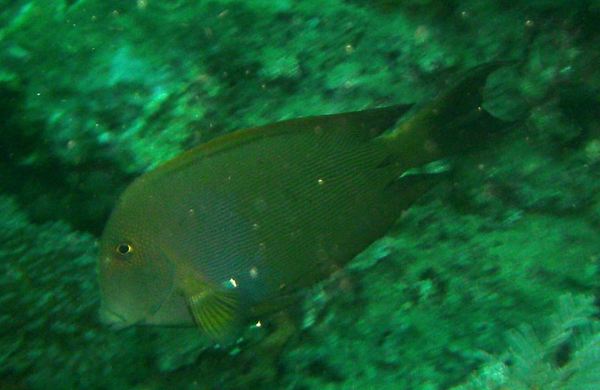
[379, 61, 512, 169]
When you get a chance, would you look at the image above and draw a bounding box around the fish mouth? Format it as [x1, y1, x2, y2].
[98, 288, 174, 329]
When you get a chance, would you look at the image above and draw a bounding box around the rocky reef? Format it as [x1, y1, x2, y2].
[1, 1, 599, 389]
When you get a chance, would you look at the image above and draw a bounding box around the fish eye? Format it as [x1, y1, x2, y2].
[115, 243, 133, 256]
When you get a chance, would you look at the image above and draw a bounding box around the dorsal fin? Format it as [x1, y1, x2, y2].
[155, 104, 413, 176]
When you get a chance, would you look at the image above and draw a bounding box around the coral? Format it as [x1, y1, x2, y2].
[452, 294, 600, 390]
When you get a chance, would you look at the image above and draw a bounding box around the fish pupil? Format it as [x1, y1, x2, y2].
[116, 243, 132, 255]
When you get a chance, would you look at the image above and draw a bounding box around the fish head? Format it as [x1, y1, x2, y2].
[97, 188, 178, 327]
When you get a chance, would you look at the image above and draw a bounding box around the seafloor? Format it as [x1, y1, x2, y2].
[1, 1, 599, 389]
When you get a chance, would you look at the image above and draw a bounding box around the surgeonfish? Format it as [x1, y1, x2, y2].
[98, 62, 508, 339]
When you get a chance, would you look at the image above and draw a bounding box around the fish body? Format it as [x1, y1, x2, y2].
[98, 63, 507, 338]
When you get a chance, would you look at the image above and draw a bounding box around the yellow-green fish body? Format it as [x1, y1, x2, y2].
[98, 63, 506, 338]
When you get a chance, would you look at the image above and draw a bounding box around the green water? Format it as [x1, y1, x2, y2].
[1, 1, 599, 389]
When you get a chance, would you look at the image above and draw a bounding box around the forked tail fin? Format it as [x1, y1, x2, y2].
[379, 61, 513, 169]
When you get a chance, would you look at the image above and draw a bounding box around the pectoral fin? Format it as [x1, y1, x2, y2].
[186, 287, 240, 340]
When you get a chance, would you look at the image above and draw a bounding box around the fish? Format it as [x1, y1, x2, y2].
[98, 62, 508, 339]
